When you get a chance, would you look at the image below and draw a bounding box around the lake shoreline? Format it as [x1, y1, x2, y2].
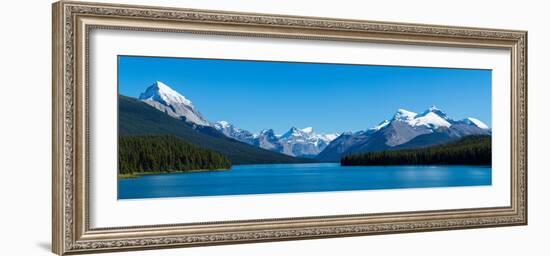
[118, 168, 230, 179]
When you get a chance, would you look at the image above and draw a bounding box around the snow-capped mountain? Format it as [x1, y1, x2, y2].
[369, 120, 390, 132]
[139, 81, 210, 126]
[278, 127, 339, 146]
[212, 122, 340, 158]
[277, 127, 340, 157]
[316, 106, 490, 161]
[254, 129, 284, 152]
[213, 121, 256, 145]
[462, 117, 489, 130]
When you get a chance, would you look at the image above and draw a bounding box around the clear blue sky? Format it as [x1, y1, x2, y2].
[118, 55, 491, 134]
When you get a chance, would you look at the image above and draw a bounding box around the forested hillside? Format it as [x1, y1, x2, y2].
[119, 135, 231, 175]
[341, 135, 491, 166]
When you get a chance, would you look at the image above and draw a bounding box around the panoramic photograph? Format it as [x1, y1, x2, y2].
[117, 56, 492, 199]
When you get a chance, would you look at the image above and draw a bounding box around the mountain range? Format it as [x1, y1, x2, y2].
[126, 81, 491, 162]
[316, 107, 491, 161]
[139, 81, 340, 158]
[119, 95, 313, 165]
[214, 121, 339, 158]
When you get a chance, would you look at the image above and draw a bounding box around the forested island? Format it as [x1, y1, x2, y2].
[341, 135, 491, 166]
[118, 135, 232, 178]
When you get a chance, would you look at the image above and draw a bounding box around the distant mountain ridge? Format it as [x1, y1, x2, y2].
[214, 121, 340, 158]
[213, 121, 257, 145]
[316, 106, 490, 161]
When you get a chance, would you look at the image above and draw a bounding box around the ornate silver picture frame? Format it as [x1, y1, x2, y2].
[52, 1, 527, 255]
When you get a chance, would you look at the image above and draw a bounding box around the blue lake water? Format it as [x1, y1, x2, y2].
[118, 163, 491, 199]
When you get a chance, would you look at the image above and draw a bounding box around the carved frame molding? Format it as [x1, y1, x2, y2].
[52, 1, 527, 255]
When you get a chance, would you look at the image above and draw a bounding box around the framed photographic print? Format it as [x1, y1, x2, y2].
[52, 1, 527, 255]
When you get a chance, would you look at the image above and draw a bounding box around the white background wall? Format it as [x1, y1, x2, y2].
[0, 0, 547, 255]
